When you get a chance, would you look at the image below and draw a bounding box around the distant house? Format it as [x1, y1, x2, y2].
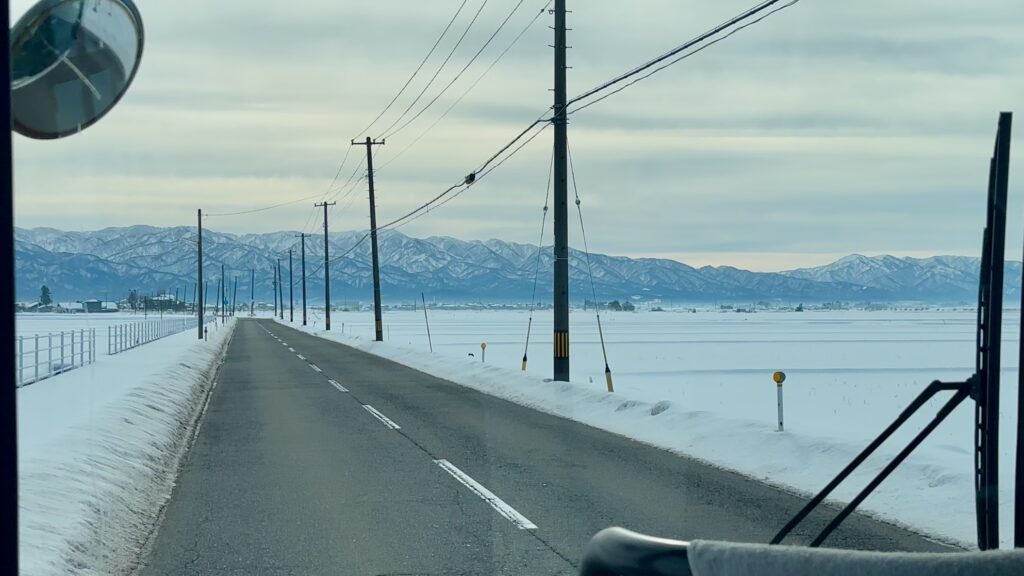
[81, 299, 117, 313]
[103, 302, 119, 312]
[56, 302, 84, 313]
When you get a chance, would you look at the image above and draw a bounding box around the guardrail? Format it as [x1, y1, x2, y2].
[108, 317, 209, 355]
[16, 329, 97, 387]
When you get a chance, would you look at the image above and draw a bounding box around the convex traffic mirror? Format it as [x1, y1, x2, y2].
[11, 0, 144, 139]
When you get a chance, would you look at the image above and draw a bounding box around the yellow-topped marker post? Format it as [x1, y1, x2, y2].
[773, 371, 786, 431]
[481, 342, 487, 363]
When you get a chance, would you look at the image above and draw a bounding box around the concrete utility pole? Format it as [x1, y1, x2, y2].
[232, 276, 238, 316]
[353, 137, 385, 341]
[250, 268, 254, 316]
[552, 0, 570, 381]
[197, 209, 203, 339]
[315, 202, 336, 329]
[272, 267, 278, 317]
[289, 248, 294, 322]
[296, 233, 307, 325]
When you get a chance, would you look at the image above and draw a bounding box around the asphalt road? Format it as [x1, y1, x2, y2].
[140, 319, 952, 575]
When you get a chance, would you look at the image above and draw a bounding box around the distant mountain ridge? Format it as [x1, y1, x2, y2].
[13, 226, 1019, 304]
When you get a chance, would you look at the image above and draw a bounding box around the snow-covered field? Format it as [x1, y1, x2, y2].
[277, 308, 1020, 548]
[17, 318, 235, 575]
[15, 311, 185, 337]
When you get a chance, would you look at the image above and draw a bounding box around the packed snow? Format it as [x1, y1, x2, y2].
[275, 308, 1019, 548]
[17, 318, 236, 575]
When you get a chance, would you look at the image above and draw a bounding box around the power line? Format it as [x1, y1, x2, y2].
[375, 0, 492, 139]
[566, 0, 797, 110]
[379, 0, 552, 171]
[354, 0, 470, 139]
[571, 0, 799, 115]
[380, 0, 530, 140]
[382, 120, 551, 233]
[204, 193, 325, 217]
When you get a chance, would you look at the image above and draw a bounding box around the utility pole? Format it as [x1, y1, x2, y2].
[296, 233, 307, 325]
[289, 248, 294, 322]
[232, 276, 238, 317]
[353, 137, 385, 341]
[552, 0, 570, 381]
[197, 209, 204, 339]
[277, 258, 284, 320]
[250, 268, 254, 316]
[315, 202, 336, 329]
[221, 263, 226, 323]
[273, 265, 278, 317]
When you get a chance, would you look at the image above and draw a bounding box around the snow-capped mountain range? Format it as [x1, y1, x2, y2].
[14, 226, 1021, 304]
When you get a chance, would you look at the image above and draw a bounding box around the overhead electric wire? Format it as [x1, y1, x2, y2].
[301, 118, 547, 284]
[380, 0, 530, 140]
[379, 120, 550, 233]
[379, 0, 552, 171]
[570, 0, 799, 115]
[566, 0, 797, 111]
[354, 0, 470, 139]
[204, 193, 326, 217]
[375, 0, 491, 139]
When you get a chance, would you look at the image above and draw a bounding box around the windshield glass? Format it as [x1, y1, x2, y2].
[12, 0, 1023, 574]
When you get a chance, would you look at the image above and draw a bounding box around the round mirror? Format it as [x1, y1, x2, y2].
[10, 0, 144, 139]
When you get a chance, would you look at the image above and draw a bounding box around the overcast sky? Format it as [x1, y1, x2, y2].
[11, 0, 1024, 270]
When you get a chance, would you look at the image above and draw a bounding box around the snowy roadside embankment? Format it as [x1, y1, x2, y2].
[278, 316, 1005, 548]
[18, 319, 236, 575]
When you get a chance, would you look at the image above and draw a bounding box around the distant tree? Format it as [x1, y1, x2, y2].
[795, 303, 804, 312]
[622, 301, 636, 312]
[39, 285, 52, 306]
[128, 290, 138, 311]
[608, 300, 623, 312]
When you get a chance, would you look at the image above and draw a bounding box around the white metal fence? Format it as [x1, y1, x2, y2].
[108, 317, 207, 355]
[16, 329, 97, 387]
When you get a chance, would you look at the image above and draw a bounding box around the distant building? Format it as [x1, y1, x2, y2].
[82, 299, 119, 313]
[56, 302, 84, 313]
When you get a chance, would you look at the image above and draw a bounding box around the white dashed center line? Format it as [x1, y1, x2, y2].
[328, 379, 348, 393]
[309, 364, 322, 373]
[362, 405, 400, 430]
[434, 459, 537, 530]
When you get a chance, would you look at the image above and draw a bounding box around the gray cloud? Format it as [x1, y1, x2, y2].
[12, 0, 1024, 270]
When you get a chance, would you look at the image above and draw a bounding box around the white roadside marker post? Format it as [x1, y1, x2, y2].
[773, 371, 786, 432]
